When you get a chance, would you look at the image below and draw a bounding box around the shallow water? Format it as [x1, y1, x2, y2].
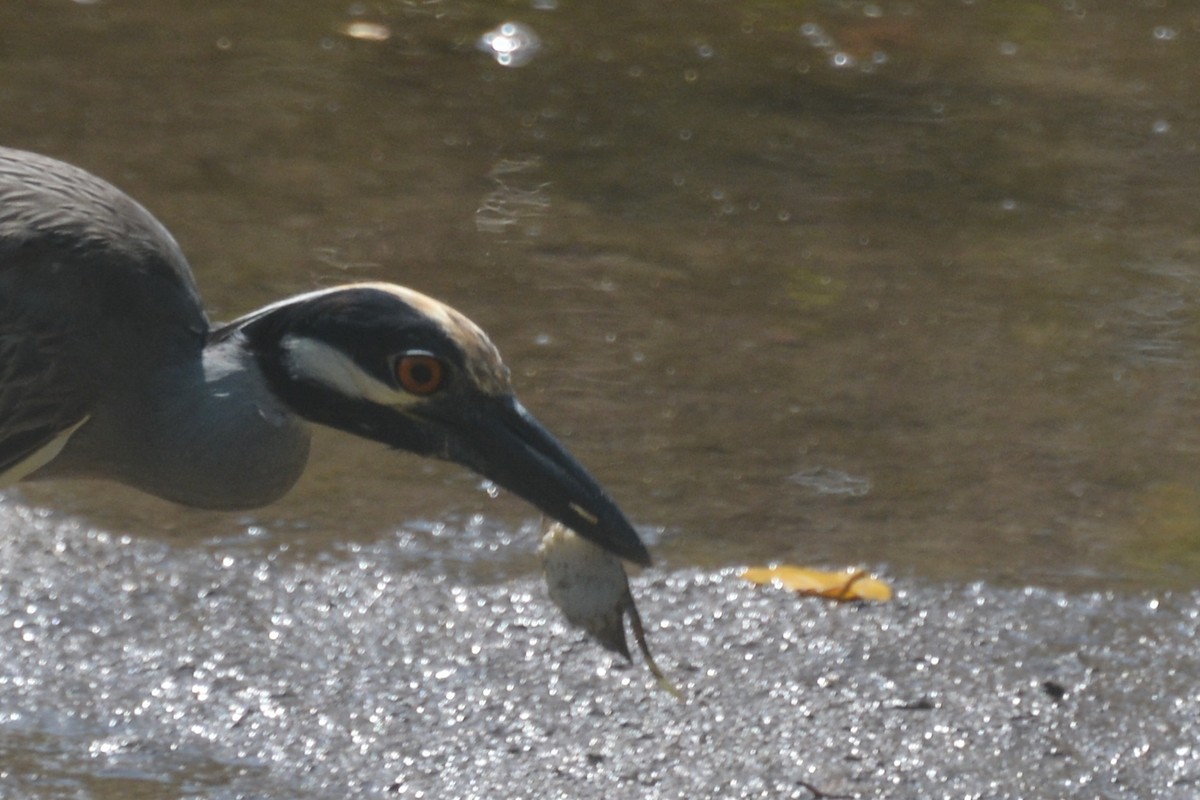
[2, 1, 1200, 793]
[1, 512, 1197, 800]
[7, 1, 1200, 588]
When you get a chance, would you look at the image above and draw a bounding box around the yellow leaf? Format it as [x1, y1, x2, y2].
[740, 565, 892, 602]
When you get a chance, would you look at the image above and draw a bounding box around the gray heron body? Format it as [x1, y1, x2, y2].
[0, 147, 650, 566]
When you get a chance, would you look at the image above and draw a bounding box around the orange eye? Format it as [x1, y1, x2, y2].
[395, 354, 445, 396]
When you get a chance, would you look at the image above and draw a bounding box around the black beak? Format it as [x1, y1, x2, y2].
[445, 396, 651, 566]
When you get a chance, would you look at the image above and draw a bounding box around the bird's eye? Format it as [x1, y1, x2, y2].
[394, 353, 445, 396]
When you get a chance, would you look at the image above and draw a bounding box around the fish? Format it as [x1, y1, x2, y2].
[539, 522, 682, 700]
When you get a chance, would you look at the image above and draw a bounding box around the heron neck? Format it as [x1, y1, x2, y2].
[133, 333, 313, 509]
[50, 332, 313, 510]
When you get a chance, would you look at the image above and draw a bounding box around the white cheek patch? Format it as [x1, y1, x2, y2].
[282, 335, 412, 406]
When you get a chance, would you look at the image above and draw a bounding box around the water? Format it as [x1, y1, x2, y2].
[8, 1, 1200, 584]
[2, 1, 1200, 794]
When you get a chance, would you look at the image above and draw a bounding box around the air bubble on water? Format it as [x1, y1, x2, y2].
[478, 21, 541, 67]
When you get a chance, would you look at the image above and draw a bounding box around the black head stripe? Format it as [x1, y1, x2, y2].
[237, 286, 467, 388]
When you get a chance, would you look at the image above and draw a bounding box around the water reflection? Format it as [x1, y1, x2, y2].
[475, 158, 550, 236]
[478, 21, 541, 68]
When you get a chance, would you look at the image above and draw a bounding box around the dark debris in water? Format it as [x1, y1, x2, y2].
[0, 509, 1197, 799]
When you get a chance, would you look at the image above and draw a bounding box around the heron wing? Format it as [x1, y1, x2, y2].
[0, 147, 210, 481]
[0, 146, 208, 330]
[0, 315, 89, 483]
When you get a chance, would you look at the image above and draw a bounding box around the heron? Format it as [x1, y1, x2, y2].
[0, 146, 650, 566]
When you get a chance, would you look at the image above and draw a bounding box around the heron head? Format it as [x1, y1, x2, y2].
[232, 282, 650, 566]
